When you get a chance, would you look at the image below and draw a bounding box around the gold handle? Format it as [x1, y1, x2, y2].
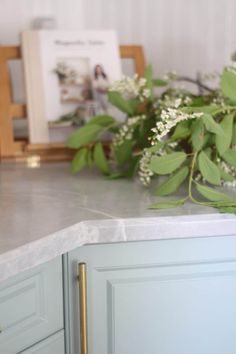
[78, 263, 88, 354]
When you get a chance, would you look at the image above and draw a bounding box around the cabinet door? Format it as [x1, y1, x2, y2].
[0, 257, 63, 354]
[67, 236, 236, 354]
[21, 330, 65, 354]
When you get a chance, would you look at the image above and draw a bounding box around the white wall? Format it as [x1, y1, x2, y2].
[81, 0, 236, 77]
[0, 0, 85, 44]
[1, 0, 236, 77]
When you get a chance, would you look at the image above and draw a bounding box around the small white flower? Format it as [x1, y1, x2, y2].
[174, 98, 182, 108]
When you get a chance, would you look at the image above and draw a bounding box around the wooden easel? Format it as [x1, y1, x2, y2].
[0, 45, 145, 162]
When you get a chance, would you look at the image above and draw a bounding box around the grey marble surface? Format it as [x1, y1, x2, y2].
[0, 163, 236, 281]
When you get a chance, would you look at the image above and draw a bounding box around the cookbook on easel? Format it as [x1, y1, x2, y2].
[22, 30, 121, 144]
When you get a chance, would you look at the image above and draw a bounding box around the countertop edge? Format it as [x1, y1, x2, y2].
[1, 213, 236, 282]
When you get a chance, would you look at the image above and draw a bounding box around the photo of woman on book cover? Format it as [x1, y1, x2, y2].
[93, 64, 110, 114]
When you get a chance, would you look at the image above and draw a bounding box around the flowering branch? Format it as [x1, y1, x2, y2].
[66, 63, 236, 215]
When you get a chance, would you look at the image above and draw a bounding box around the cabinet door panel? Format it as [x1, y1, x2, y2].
[22, 330, 65, 354]
[0, 257, 63, 354]
[68, 236, 236, 354]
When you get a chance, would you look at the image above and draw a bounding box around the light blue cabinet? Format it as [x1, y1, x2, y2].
[67, 236, 236, 354]
[0, 257, 64, 354]
[21, 330, 65, 353]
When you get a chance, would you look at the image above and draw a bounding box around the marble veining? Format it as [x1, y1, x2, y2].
[0, 163, 236, 282]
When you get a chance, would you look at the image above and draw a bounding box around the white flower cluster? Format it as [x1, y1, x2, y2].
[110, 74, 151, 101]
[161, 97, 181, 109]
[152, 108, 203, 142]
[138, 150, 154, 186]
[113, 115, 146, 147]
[212, 93, 227, 107]
[158, 95, 192, 110]
[218, 159, 236, 189]
[139, 147, 166, 186]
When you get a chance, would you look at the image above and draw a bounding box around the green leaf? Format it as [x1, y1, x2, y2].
[145, 142, 164, 153]
[219, 167, 234, 182]
[190, 97, 207, 107]
[208, 200, 236, 207]
[206, 199, 236, 215]
[149, 152, 187, 175]
[144, 65, 154, 99]
[182, 106, 220, 115]
[106, 172, 126, 180]
[203, 147, 212, 159]
[71, 148, 88, 173]
[154, 166, 189, 196]
[109, 126, 120, 134]
[217, 206, 236, 215]
[222, 149, 236, 168]
[87, 150, 94, 168]
[196, 183, 233, 202]
[171, 121, 190, 140]
[198, 151, 221, 185]
[201, 114, 225, 136]
[215, 114, 233, 155]
[191, 119, 205, 151]
[66, 124, 102, 149]
[94, 142, 110, 175]
[108, 91, 134, 115]
[149, 198, 186, 209]
[152, 78, 168, 87]
[123, 156, 140, 178]
[115, 140, 133, 165]
[128, 98, 140, 113]
[232, 123, 236, 144]
[88, 115, 115, 127]
[144, 65, 152, 79]
[220, 68, 236, 102]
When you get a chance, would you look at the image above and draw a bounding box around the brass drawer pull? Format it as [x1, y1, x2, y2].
[78, 263, 88, 354]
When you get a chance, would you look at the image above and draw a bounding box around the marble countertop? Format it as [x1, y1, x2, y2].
[0, 163, 236, 281]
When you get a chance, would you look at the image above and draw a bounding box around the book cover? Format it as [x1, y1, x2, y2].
[22, 30, 122, 143]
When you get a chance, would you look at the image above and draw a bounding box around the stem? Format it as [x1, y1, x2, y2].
[188, 152, 219, 207]
[188, 152, 198, 201]
[96, 122, 120, 139]
[212, 106, 236, 116]
[188, 152, 209, 206]
[175, 76, 215, 93]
